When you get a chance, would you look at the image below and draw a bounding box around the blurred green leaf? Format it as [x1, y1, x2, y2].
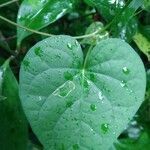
[140, 25, 150, 41]
[17, 0, 76, 46]
[84, 0, 125, 22]
[0, 57, 5, 65]
[0, 59, 28, 150]
[84, 0, 143, 41]
[111, 0, 143, 41]
[133, 32, 150, 61]
[111, 17, 138, 42]
[147, 69, 150, 88]
[0, 31, 11, 52]
[82, 21, 109, 45]
[115, 132, 150, 150]
[143, 0, 150, 12]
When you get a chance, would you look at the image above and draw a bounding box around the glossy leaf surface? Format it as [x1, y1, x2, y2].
[84, 0, 125, 22]
[17, 0, 75, 46]
[111, 0, 143, 41]
[84, 0, 143, 41]
[20, 36, 146, 149]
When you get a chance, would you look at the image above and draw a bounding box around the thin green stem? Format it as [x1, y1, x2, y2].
[0, 0, 18, 8]
[133, 9, 143, 17]
[0, 15, 54, 37]
[0, 0, 131, 41]
[0, 15, 110, 40]
[74, 22, 112, 40]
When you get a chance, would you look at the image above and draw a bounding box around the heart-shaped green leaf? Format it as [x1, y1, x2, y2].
[17, 0, 75, 46]
[19, 36, 146, 149]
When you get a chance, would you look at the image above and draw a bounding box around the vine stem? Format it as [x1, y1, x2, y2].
[0, 0, 18, 8]
[0, 15, 54, 37]
[0, 0, 138, 41]
[74, 23, 112, 39]
[0, 15, 110, 40]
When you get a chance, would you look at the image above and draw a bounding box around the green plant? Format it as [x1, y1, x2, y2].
[0, 0, 149, 150]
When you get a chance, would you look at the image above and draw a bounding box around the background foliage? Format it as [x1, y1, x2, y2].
[0, 0, 150, 149]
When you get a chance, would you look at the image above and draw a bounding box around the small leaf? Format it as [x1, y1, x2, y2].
[82, 22, 109, 45]
[142, 0, 150, 12]
[20, 36, 146, 149]
[111, 0, 144, 41]
[84, 0, 125, 22]
[17, 0, 75, 46]
[133, 32, 150, 60]
[114, 132, 150, 150]
[0, 60, 28, 150]
[140, 25, 150, 41]
[112, 17, 138, 42]
[84, 0, 143, 41]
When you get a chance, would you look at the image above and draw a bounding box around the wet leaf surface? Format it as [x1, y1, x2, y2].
[20, 36, 146, 149]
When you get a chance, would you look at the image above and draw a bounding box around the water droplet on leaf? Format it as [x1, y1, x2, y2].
[39, 96, 42, 101]
[75, 41, 78, 46]
[64, 71, 73, 80]
[66, 101, 73, 108]
[23, 60, 30, 71]
[89, 74, 97, 82]
[98, 91, 104, 103]
[67, 43, 72, 49]
[90, 104, 96, 111]
[34, 47, 42, 57]
[120, 80, 127, 87]
[101, 123, 109, 134]
[122, 67, 130, 74]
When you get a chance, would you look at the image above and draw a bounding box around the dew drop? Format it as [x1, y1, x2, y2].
[23, 60, 30, 67]
[101, 123, 109, 134]
[67, 43, 72, 49]
[23, 60, 30, 71]
[82, 79, 90, 97]
[34, 47, 42, 57]
[90, 104, 96, 111]
[75, 41, 78, 46]
[120, 80, 127, 87]
[129, 89, 133, 93]
[89, 74, 97, 82]
[66, 101, 73, 108]
[73, 144, 79, 150]
[98, 91, 104, 103]
[122, 67, 130, 74]
[64, 71, 73, 80]
[39, 96, 42, 101]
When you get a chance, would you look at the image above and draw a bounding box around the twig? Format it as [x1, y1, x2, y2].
[0, 0, 18, 8]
